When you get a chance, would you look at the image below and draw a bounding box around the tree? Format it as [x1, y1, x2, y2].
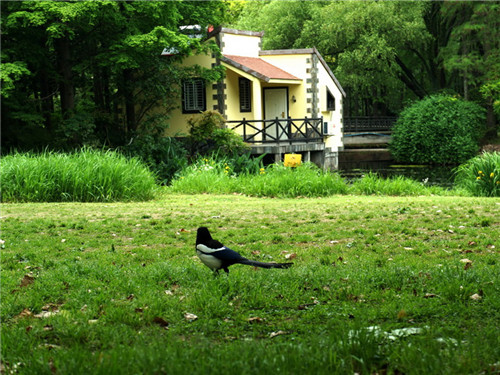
[440, 2, 500, 137]
[232, 0, 500, 139]
[1, 1, 228, 150]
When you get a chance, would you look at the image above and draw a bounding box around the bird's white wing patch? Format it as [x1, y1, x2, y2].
[196, 244, 225, 254]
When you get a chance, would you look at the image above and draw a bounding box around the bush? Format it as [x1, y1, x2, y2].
[0, 148, 158, 202]
[187, 110, 249, 157]
[123, 135, 188, 185]
[390, 94, 486, 164]
[454, 152, 500, 197]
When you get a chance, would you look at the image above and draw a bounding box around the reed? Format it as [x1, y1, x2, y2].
[1, 148, 158, 202]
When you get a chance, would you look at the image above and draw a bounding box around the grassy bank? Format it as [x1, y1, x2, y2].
[0, 149, 158, 202]
[1, 195, 499, 374]
[170, 161, 452, 197]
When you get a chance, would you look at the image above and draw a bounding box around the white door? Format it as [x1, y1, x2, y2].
[264, 88, 288, 141]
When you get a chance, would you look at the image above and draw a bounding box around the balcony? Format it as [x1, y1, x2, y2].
[227, 117, 324, 145]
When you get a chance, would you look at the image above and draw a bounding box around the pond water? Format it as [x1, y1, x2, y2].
[339, 162, 457, 188]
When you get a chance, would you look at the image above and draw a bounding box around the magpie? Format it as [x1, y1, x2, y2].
[196, 227, 293, 274]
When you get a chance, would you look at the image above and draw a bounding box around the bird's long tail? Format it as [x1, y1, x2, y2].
[237, 259, 293, 269]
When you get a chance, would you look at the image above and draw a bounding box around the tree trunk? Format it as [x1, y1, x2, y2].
[122, 69, 136, 133]
[39, 69, 54, 131]
[484, 103, 498, 141]
[55, 36, 75, 117]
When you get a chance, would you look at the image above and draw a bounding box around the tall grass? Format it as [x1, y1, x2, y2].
[350, 172, 447, 196]
[454, 151, 500, 197]
[170, 158, 448, 197]
[238, 163, 349, 197]
[1, 148, 158, 202]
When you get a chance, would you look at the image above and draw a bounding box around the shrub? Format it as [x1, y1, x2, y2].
[390, 94, 486, 164]
[123, 135, 188, 185]
[454, 152, 500, 197]
[187, 110, 249, 157]
[0, 148, 158, 202]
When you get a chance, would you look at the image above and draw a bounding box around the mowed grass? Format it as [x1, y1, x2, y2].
[1, 194, 499, 374]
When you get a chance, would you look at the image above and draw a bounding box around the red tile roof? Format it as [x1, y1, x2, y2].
[223, 55, 300, 82]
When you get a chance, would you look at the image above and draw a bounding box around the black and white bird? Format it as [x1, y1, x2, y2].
[196, 227, 293, 274]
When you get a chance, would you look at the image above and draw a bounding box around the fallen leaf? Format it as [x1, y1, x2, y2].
[39, 343, 60, 350]
[460, 258, 473, 270]
[20, 274, 35, 287]
[284, 253, 297, 260]
[468, 241, 477, 246]
[470, 293, 482, 301]
[34, 310, 59, 319]
[49, 358, 57, 374]
[251, 250, 261, 255]
[184, 313, 198, 321]
[424, 293, 438, 299]
[41, 303, 60, 312]
[247, 317, 263, 323]
[165, 290, 174, 296]
[153, 317, 169, 328]
[397, 309, 407, 320]
[16, 308, 33, 319]
[269, 330, 287, 338]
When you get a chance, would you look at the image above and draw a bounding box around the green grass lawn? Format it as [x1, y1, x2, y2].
[1, 194, 499, 374]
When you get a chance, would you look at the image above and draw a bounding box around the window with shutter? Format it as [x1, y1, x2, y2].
[239, 78, 251, 112]
[182, 79, 206, 113]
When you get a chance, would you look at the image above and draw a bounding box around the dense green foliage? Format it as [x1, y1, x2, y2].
[1, 195, 499, 374]
[455, 152, 500, 197]
[233, 1, 499, 136]
[186, 110, 249, 158]
[0, 149, 157, 202]
[123, 135, 188, 185]
[390, 95, 486, 164]
[1, 1, 227, 151]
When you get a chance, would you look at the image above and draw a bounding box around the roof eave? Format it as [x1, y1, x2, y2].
[221, 57, 271, 82]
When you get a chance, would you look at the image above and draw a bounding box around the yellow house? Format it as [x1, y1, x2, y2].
[163, 27, 346, 170]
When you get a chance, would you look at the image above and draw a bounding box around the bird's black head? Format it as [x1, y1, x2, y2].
[196, 227, 212, 245]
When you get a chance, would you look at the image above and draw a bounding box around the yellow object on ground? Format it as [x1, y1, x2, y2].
[284, 154, 302, 168]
